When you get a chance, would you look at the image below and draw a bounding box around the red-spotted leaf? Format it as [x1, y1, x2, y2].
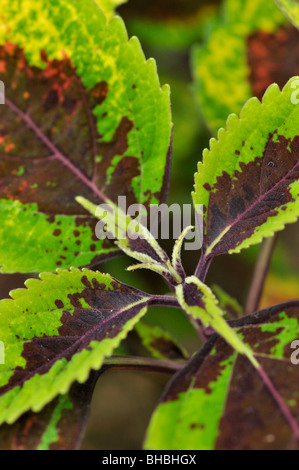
[193, 78, 299, 276]
[0, 0, 172, 273]
[0, 268, 150, 425]
[145, 301, 299, 450]
[0, 370, 100, 450]
[192, 0, 299, 133]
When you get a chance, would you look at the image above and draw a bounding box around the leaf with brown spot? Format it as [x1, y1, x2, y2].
[248, 25, 299, 101]
[145, 301, 299, 450]
[193, 79, 299, 276]
[193, 0, 294, 133]
[0, 268, 150, 425]
[0, 0, 172, 273]
[0, 371, 100, 450]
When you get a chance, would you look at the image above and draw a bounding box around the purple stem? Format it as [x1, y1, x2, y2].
[194, 255, 212, 283]
[149, 295, 180, 309]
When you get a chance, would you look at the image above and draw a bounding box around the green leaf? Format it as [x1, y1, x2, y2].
[193, 78, 299, 268]
[175, 276, 258, 367]
[135, 322, 188, 361]
[171, 226, 194, 281]
[0, 0, 172, 273]
[145, 301, 299, 450]
[77, 196, 183, 285]
[192, 0, 295, 133]
[0, 267, 149, 425]
[96, 0, 128, 20]
[274, 0, 299, 28]
[0, 370, 100, 450]
[122, 0, 220, 51]
[223, 0, 285, 28]
[0, 199, 116, 274]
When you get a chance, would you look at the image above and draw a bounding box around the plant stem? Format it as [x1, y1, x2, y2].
[194, 255, 212, 282]
[245, 235, 278, 315]
[193, 256, 213, 341]
[149, 295, 180, 309]
[104, 356, 184, 375]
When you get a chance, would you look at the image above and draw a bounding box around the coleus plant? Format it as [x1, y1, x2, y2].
[192, 0, 299, 133]
[275, 0, 299, 28]
[0, 0, 298, 451]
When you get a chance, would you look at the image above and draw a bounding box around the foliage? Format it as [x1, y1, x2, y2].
[0, 0, 171, 273]
[192, 0, 299, 133]
[0, 0, 298, 451]
[145, 302, 299, 450]
[96, 0, 128, 20]
[193, 78, 299, 267]
[275, 0, 299, 28]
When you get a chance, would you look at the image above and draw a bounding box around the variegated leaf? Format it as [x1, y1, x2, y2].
[0, 371, 100, 450]
[275, 0, 299, 29]
[176, 276, 258, 367]
[192, 0, 298, 133]
[193, 79, 299, 273]
[145, 301, 299, 450]
[0, 268, 149, 425]
[77, 196, 183, 285]
[0, 0, 172, 273]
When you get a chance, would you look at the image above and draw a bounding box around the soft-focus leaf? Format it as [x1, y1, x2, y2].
[0, 268, 149, 425]
[192, 0, 298, 133]
[135, 322, 188, 361]
[193, 79, 299, 269]
[0, 0, 172, 273]
[145, 301, 299, 450]
[122, 0, 220, 50]
[275, 0, 299, 28]
[0, 370, 100, 450]
[212, 285, 243, 319]
[96, 0, 128, 20]
[162, 74, 206, 190]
